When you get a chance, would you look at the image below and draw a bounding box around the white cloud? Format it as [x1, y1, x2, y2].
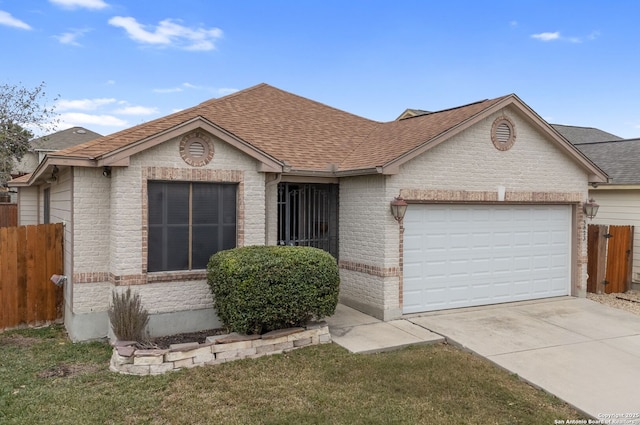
[54, 28, 90, 46]
[531, 31, 560, 42]
[49, 0, 109, 10]
[0, 10, 31, 30]
[531, 30, 600, 43]
[509, 20, 518, 28]
[113, 105, 158, 115]
[57, 98, 117, 111]
[59, 112, 128, 127]
[108, 16, 223, 51]
[588, 30, 601, 40]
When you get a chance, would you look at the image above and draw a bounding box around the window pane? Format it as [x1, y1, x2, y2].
[148, 183, 164, 225]
[147, 181, 237, 272]
[192, 225, 217, 269]
[148, 226, 163, 272]
[147, 181, 188, 271]
[222, 225, 236, 250]
[166, 226, 189, 270]
[222, 185, 237, 224]
[192, 183, 218, 224]
[166, 183, 189, 224]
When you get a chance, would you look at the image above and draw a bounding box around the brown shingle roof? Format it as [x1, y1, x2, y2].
[340, 97, 508, 169]
[51, 84, 510, 172]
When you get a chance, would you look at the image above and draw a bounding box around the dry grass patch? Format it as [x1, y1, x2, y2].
[0, 326, 585, 424]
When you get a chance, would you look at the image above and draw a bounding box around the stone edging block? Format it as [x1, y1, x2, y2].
[110, 322, 330, 375]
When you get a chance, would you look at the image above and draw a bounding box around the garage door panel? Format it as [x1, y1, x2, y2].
[403, 204, 571, 314]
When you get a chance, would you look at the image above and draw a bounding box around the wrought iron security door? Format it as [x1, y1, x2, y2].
[277, 183, 338, 258]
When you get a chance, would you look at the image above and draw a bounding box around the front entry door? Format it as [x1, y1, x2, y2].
[277, 183, 338, 258]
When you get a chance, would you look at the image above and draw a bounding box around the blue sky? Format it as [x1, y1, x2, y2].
[2, 0, 639, 138]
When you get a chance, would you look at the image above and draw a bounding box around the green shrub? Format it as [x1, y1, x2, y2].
[207, 245, 340, 335]
[108, 287, 149, 341]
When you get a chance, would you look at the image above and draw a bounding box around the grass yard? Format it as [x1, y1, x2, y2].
[0, 325, 584, 424]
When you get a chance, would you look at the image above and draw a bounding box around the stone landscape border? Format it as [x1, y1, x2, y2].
[110, 322, 331, 375]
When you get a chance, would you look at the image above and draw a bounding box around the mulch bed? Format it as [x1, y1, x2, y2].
[148, 329, 226, 349]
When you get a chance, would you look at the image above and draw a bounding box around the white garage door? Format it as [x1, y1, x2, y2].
[403, 204, 571, 314]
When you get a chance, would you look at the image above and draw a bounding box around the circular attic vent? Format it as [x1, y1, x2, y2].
[491, 116, 516, 151]
[180, 131, 214, 167]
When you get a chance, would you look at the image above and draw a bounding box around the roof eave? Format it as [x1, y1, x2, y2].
[380, 94, 609, 183]
[96, 116, 284, 172]
[590, 183, 640, 190]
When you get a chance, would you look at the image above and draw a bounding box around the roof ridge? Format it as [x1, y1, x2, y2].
[575, 138, 640, 145]
[262, 85, 383, 124]
[195, 83, 268, 107]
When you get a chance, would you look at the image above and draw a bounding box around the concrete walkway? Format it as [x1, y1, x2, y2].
[326, 303, 443, 354]
[327, 298, 640, 420]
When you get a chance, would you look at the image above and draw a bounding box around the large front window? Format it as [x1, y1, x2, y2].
[148, 181, 237, 272]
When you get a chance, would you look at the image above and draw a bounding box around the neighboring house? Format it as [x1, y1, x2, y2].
[13, 127, 103, 175]
[560, 131, 640, 290]
[8, 127, 102, 203]
[9, 83, 607, 341]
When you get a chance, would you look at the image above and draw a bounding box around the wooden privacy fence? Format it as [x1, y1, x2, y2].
[0, 223, 64, 331]
[587, 224, 634, 294]
[0, 203, 17, 228]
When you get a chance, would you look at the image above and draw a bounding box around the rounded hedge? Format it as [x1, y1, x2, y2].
[207, 245, 340, 335]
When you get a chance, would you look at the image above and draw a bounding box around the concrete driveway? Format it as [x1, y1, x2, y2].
[409, 297, 640, 420]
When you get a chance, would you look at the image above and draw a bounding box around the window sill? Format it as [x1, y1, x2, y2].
[146, 270, 208, 283]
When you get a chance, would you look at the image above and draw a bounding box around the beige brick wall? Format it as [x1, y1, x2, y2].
[70, 131, 266, 321]
[73, 167, 111, 273]
[339, 175, 388, 265]
[74, 280, 215, 315]
[115, 280, 214, 314]
[386, 107, 588, 195]
[338, 175, 404, 319]
[340, 106, 590, 319]
[73, 282, 112, 313]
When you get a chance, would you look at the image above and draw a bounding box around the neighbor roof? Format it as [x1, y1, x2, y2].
[396, 108, 432, 120]
[574, 139, 640, 184]
[30, 127, 102, 151]
[551, 124, 622, 145]
[14, 83, 606, 185]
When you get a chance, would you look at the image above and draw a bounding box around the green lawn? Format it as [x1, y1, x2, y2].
[0, 325, 584, 424]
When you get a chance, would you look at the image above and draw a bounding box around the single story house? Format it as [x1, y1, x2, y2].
[10, 83, 607, 341]
[566, 136, 640, 290]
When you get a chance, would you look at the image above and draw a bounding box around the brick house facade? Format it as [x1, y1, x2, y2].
[10, 84, 606, 341]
